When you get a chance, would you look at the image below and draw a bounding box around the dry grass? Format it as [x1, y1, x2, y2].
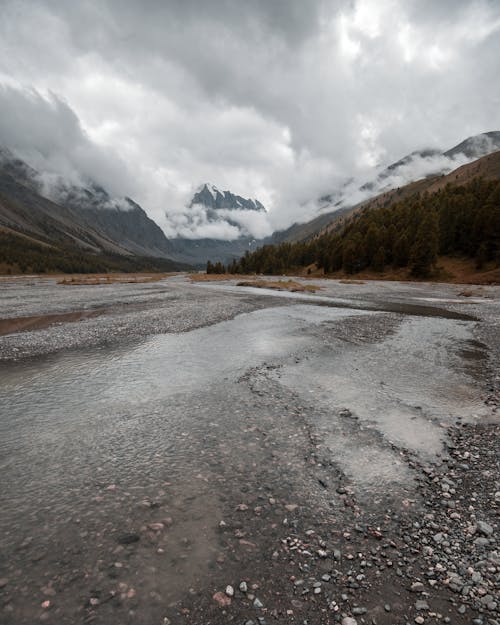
[189, 273, 245, 282]
[323, 257, 499, 285]
[58, 273, 176, 286]
[236, 279, 320, 293]
[339, 279, 366, 285]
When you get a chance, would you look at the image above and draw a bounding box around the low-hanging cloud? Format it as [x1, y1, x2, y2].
[0, 0, 499, 239]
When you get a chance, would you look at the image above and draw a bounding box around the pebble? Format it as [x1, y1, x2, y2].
[117, 532, 140, 545]
[225, 585, 234, 597]
[341, 618, 358, 625]
[476, 521, 494, 536]
[213, 591, 231, 607]
[239, 581, 248, 593]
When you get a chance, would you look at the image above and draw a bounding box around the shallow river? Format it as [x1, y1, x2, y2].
[0, 287, 493, 624]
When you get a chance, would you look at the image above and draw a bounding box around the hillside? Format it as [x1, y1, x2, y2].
[318, 150, 500, 238]
[0, 151, 186, 273]
[276, 131, 500, 245]
[223, 165, 500, 283]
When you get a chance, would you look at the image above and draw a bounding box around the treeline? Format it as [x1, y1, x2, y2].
[217, 178, 499, 278]
[0, 231, 182, 274]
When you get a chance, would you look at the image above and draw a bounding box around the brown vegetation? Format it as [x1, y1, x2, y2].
[189, 273, 244, 282]
[58, 273, 176, 285]
[236, 279, 320, 293]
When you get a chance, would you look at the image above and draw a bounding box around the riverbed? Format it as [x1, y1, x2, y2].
[0, 275, 498, 625]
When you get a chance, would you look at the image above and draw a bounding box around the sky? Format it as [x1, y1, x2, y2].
[0, 0, 499, 239]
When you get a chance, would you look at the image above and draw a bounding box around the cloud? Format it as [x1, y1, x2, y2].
[0, 0, 499, 238]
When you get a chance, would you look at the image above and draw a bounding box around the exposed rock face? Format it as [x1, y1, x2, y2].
[167, 184, 267, 266]
[191, 183, 265, 212]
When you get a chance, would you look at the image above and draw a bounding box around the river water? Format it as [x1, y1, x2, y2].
[0, 285, 494, 624]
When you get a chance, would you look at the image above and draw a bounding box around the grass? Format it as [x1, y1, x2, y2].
[236, 279, 320, 293]
[189, 273, 243, 282]
[317, 257, 499, 285]
[58, 273, 176, 286]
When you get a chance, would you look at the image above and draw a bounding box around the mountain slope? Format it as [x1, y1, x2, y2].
[278, 131, 500, 244]
[227, 155, 500, 282]
[0, 150, 186, 272]
[318, 149, 500, 238]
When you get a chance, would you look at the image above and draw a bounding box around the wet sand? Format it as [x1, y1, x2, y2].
[0, 275, 498, 624]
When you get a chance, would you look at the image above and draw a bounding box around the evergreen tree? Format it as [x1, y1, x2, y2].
[409, 211, 439, 277]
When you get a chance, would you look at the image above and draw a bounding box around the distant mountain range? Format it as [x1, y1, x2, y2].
[167, 183, 266, 265]
[191, 183, 265, 212]
[1, 131, 500, 273]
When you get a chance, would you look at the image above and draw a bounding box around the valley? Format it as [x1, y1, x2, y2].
[0, 275, 498, 625]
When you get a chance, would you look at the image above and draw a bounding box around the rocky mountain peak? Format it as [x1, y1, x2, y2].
[190, 183, 266, 212]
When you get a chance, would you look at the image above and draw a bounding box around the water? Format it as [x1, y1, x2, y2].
[0, 300, 489, 624]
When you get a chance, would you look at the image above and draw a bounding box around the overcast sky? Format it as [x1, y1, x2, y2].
[0, 0, 499, 237]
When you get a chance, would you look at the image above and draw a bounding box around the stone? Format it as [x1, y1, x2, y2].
[411, 582, 425, 592]
[253, 597, 264, 609]
[476, 521, 494, 536]
[239, 581, 248, 593]
[352, 607, 367, 615]
[225, 585, 234, 597]
[213, 591, 231, 607]
[117, 533, 140, 545]
[341, 618, 358, 625]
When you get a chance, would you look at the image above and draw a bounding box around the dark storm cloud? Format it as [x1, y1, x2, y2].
[0, 0, 499, 235]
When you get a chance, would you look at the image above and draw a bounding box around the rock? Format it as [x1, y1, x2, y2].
[415, 617, 424, 625]
[148, 522, 164, 531]
[225, 585, 234, 597]
[416, 600, 429, 610]
[411, 581, 425, 592]
[477, 521, 494, 536]
[341, 618, 358, 625]
[352, 607, 367, 615]
[239, 581, 248, 593]
[117, 533, 140, 545]
[213, 591, 231, 607]
[253, 597, 264, 609]
[0, 579, 8, 589]
[284, 504, 298, 512]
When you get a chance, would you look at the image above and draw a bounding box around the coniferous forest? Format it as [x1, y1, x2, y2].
[0, 231, 183, 274]
[216, 178, 499, 278]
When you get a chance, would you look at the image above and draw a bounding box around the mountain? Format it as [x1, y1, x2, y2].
[168, 183, 266, 266]
[55, 182, 175, 258]
[443, 131, 500, 159]
[271, 131, 500, 245]
[0, 149, 185, 273]
[226, 150, 500, 281]
[191, 183, 265, 212]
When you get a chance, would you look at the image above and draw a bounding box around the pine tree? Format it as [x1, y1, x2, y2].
[409, 211, 438, 277]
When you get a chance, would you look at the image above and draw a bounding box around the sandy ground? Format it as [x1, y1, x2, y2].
[0, 275, 498, 625]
